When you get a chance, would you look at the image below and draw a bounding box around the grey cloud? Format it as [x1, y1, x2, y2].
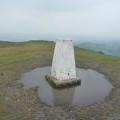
[0, 0, 120, 40]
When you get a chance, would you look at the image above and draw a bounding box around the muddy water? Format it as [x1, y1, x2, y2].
[18, 66, 113, 106]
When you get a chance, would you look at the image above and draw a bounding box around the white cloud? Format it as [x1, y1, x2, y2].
[0, 0, 120, 40]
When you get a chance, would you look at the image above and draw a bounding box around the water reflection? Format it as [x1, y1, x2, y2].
[18, 66, 113, 106]
[53, 87, 75, 106]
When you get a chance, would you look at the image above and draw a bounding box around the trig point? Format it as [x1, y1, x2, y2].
[45, 38, 81, 88]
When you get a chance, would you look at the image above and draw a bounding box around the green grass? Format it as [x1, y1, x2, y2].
[0, 40, 120, 120]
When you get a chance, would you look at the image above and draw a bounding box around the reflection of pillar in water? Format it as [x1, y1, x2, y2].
[52, 87, 75, 106]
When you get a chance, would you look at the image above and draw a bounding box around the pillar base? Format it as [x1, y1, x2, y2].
[45, 74, 81, 88]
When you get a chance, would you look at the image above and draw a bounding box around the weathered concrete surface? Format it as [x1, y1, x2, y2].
[51, 39, 76, 81]
[46, 38, 80, 87]
[51, 40, 76, 80]
[45, 74, 81, 88]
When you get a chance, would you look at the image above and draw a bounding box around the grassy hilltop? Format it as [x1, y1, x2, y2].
[0, 40, 120, 120]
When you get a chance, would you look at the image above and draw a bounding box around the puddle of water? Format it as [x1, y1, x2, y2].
[18, 66, 113, 106]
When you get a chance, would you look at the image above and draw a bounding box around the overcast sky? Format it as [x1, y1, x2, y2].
[0, 0, 120, 41]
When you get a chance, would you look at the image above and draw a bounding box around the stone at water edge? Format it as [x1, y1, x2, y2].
[45, 74, 81, 88]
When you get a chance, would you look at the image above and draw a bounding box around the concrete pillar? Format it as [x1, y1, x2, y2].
[51, 38, 76, 80]
[45, 38, 80, 88]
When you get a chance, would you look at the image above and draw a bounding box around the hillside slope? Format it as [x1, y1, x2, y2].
[0, 41, 120, 120]
[76, 41, 120, 56]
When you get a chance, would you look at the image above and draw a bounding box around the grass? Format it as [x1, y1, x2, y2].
[75, 47, 120, 87]
[0, 40, 120, 120]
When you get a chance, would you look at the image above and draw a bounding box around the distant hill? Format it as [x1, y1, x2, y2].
[76, 41, 120, 56]
[0, 40, 120, 56]
[0, 40, 52, 48]
[0, 41, 18, 47]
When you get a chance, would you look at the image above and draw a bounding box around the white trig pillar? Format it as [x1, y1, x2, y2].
[45, 38, 80, 88]
[51, 38, 76, 80]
